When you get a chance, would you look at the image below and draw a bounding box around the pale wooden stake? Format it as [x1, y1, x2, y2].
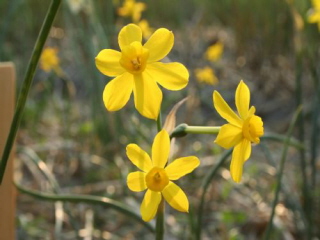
[0, 62, 16, 240]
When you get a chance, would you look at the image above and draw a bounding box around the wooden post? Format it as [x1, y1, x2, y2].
[0, 62, 16, 240]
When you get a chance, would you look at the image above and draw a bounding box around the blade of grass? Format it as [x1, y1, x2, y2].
[16, 183, 155, 233]
[261, 133, 304, 150]
[18, 146, 81, 239]
[0, 0, 62, 184]
[260, 143, 309, 235]
[195, 149, 232, 240]
[263, 106, 302, 240]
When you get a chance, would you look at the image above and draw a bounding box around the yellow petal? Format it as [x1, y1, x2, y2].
[244, 142, 251, 162]
[162, 181, 189, 212]
[230, 139, 250, 183]
[215, 124, 243, 149]
[213, 91, 242, 127]
[103, 72, 133, 111]
[248, 106, 256, 117]
[140, 189, 162, 222]
[126, 144, 153, 172]
[308, 11, 320, 23]
[118, 24, 142, 50]
[312, 0, 320, 10]
[144, 28, 174, 62]
[165, 156, 200, 180]
[145, 62, 189, 90]
[235, 80, 250, 120]
[95, 49, 125, 77]
[127, 171, 147, 192]
[133, 73, 162, 119]
[152, 130, 170, 168]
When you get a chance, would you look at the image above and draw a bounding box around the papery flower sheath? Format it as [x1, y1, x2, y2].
[126, 129, 199, 221]
[95, 24, 189, 120]
[213, 80, 264, 183]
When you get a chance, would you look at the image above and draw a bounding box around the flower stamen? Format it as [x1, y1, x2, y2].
[131, 58, 141, 70]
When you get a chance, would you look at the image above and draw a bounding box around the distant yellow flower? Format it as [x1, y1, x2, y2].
[95, 24, 189, 120]
[205, 42, 224, 62]
[213, 80, 264, 183]
[307, 0, 320, 31]
[118, 0, 146, 22]
[195, 67, 218, 85]
[126, 130, 200, 222]
[138, 19, 154, 39]
[40, 47, 61, 74]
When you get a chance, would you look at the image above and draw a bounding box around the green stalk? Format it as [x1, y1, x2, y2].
[195, 149, 232, 240]
[309, 63, 319, 189]
[263, 106, 302, 240]
[295, 52, 311, 238]
[261, 133, 304, 150]
[16, 183, 154, 233]
[155, 111, 164, 240]
[0, 0, 62, 184]
[19, 146, 81, 239]
[155, 198, 165, 240]
[170, 124, 221, 138]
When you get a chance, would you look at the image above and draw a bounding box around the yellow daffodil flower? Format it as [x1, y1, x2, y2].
[95, 24, 189, 120]
[195, 66, 218, 85]
[205, 41, 224, 62]
[118, 0, 146, 22]
[126, 129, 200, 222]
[40, 47, 61, 74]
[213, 80, 264, 183]
[307, 0, 320, 31]
[137, 19, 154, 39]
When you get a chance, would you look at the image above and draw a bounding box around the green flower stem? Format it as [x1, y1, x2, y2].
[155, 111, 164, 240]
[156, 111, 162, 132]
[263, 106, 302, 240]
[295, 52, 311, 235]
[16, 183, 155, 233]
[195, 149, 232, 240]
[170, 124, 221, 138]
[155, 198, 165, 240]
[0, 0, 62, 184]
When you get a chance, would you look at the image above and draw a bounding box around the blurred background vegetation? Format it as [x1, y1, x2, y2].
[0, 0, 319, 239]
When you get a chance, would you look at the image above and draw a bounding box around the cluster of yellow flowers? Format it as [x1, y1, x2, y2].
[95, 23, 264, 221]
[117, 0, 154, 39]
[194, 41, 224, 85]
[39, 47, 61, 74]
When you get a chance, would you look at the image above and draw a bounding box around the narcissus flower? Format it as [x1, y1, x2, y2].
[126, 130, 200, 222]
[205, 41, 224, 62]
[213, 80, 264, 183]
[40, 47, 61, 74]
[307, 0, 320, 31]
[95, 24, 189, 120]
[195, 66, 218, 85]
[117, 0, 146, 22]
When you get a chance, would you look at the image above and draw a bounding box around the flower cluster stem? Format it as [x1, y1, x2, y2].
[0, 0, 62, 184]
[155, 111, 164, 240]
[170, 124, 221, 138]
[155, 198, 165, 240]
